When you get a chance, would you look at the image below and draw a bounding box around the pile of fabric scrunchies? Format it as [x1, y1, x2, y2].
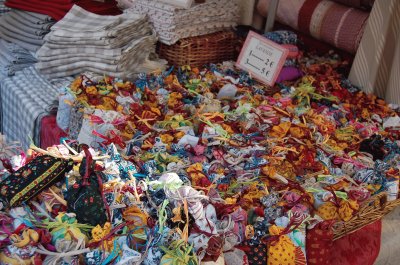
[0, 41, 400, 265]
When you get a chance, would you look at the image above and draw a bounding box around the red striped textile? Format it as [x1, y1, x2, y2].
[5, 0, 121, 20]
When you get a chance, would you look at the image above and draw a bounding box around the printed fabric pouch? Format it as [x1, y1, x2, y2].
[240, 241, 268, 265]
[267, 224, 297, 265]
[218, 207, 248, 250]
[77, 108, 123, 147]
[0, 155, 73, 208]
[306, 220, 334, 265]
[66, 145, 108, 226]
[274, 216, 307, 265]
[223, 247, 249, 265]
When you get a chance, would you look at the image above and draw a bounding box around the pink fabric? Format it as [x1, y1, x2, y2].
[257, 0, 304, 29]
[281, 44, 299, 58]
[331, 0, 375, 9]
[276, 66, 303, 83]
[319, 3, 368, 54]
[40, 115, 67, 149]
[256, 0, 369, 54]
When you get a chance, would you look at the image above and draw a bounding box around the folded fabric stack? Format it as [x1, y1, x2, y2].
[36, 5, 166, 79]
[5, 0, 122, 21]
[0, 9, 55, 51]
[0, 67, 72, 148]
[0, 0, 10, 16]
[128, 0, 239, 45]
[0, 39, 37, 78]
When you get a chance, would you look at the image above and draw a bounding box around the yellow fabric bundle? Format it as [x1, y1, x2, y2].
[267, 225, 296, 265]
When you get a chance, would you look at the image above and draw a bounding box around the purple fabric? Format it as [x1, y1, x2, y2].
[276, 66, 303, 83]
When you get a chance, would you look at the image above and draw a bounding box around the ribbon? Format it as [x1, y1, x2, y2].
[333, 157, 368, 169]
[36, 239, 90, 264]
[88, 114, 127, 127]
[92, 130, 126, 149]
[0, 158, 14, 173]
[87, 114, 105, 125]
[264, 217, 302, 246]
[81, 145, 93, 186]
[158, 200, 169, 234]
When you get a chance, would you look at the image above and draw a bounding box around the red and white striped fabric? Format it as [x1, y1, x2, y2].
[257, 0, 369, 54]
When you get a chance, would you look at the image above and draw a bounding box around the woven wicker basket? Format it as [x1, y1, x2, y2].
[157, 31, 238, 68]
[333, 192, 400, 240]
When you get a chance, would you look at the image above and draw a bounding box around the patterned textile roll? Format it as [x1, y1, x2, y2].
[257, 0, 369, 54]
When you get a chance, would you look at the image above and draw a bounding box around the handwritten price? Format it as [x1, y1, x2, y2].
[236, 31, 288, 86]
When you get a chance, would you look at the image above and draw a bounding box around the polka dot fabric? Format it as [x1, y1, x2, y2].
[267, 225, 296, 265]
[242, 242, 268, 265]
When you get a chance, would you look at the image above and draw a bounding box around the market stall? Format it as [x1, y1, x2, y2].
[0, 0, 399, 265]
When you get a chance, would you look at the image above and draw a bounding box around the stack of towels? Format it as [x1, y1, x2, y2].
[127, 0, 239, 45]
[0, 9, 55, 51]
[0, 39, 37, 78]
[4, 0, 122, 21]
[0, 66, 73, 148]
[36, 5, 166, 78]
[0, 0, 10, 16]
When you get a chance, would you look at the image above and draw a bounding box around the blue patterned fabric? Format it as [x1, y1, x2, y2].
[0, 67, 72, 148]
[0, 39, 37, 77]
[0, 0, 10, 16]
[263, 30, 297, 45]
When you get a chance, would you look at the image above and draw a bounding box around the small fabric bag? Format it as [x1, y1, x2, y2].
[241, 242, 267, 265]
[0, 155, 73, 207]
[306, 221, 334, 265]
[66, 145, 108, 226]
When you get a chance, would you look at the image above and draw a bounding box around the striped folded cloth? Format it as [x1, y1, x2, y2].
[0, 9, 55, 51]
[0, 66, 73, 149]
[36, 5, 167, 78]
[0, 39, 37, 77]
[127, 0, 239, 45]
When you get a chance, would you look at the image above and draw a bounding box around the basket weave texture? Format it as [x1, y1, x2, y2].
[333, 192, 400, 240]
[157, 31, 238, 67]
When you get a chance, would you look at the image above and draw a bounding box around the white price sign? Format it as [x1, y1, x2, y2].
[236, 31, 289, 86]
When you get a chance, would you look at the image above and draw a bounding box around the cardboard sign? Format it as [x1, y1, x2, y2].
[236, 31, 289, 86]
